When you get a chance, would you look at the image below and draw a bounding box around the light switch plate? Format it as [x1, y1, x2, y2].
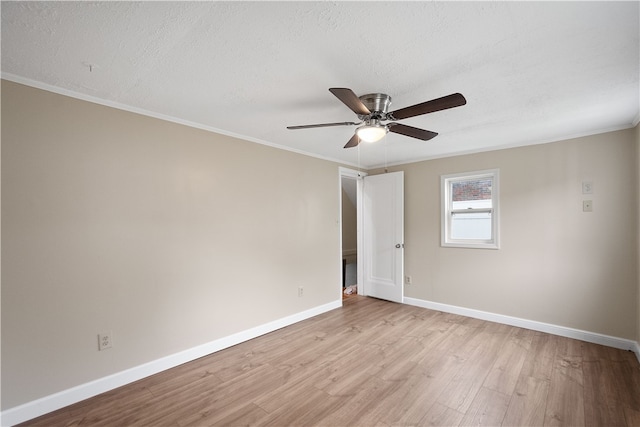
[583, 200, 593, 212]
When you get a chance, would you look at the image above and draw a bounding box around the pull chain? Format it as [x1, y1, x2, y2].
[384, 134, 388, 173]
[357, 136, 362, 177]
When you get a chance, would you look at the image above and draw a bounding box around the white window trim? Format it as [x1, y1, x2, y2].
[441, 169, 500, 249]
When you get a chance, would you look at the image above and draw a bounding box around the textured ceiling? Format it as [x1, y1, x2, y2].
[2, 1, 639, 168]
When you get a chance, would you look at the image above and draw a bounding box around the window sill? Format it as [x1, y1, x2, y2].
[441, 241, 500, 250]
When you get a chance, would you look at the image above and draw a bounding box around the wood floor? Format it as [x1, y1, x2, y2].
[21, 296, 640, 426]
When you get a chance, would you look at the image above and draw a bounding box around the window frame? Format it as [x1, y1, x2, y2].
[441, 169, 500, 249]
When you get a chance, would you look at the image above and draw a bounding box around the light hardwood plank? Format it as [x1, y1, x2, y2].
[583, 359, 627, 426]
[415, 402, 465, 427]
[18, 296, 640, 427]
[483, 327, 534, 395]
[458, 386, 511, 426]
[520, 331, 558, 381]
[502, 375, 549, 426]
[436, 322, 511, 413]
[544, 355, 585, 426]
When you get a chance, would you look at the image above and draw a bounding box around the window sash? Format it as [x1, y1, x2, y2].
[450, 208, 493, 215]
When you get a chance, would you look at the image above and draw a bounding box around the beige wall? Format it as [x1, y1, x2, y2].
[376, 129, 638, 340]
[1, 80, 341, 409]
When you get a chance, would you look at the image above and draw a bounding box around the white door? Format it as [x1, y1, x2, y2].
[363, 171, 404, 303]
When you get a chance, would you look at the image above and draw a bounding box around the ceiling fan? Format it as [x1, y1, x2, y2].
[287, 88, 467, 148]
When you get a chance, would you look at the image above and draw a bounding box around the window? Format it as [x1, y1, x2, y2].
[441, 169, 499, 249]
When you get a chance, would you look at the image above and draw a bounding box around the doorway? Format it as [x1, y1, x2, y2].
[341, 176, 357, 296]
[339, 167, 366, 299]
[339, 168, 405, 304]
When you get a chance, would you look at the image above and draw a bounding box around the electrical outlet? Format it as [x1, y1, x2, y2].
[298, 286, 304, 297]
[98, 332, 112, 351]
[582, 181, 593, 194]
[405, 276, 412, 284]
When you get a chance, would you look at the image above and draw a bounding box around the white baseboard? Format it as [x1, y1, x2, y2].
[404, 297, 640, 361]
[1, 299, 342, 427]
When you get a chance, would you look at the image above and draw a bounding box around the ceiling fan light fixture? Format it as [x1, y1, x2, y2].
[287, 88, 466, 149]
[356, 124, 387, 143]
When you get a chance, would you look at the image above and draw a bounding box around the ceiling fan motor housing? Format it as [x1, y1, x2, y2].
[358, 93, 392, 120]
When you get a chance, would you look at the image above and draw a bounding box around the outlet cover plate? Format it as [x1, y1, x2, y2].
[98, 332, 112, 351]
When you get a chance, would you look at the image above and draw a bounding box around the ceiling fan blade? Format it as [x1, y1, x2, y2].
[343, 134, 360, 148]
[389, 93, 466, 120]
[287, 121, 360, 130]
[387, 123, 438, 141]
[329, 88, 371, 116]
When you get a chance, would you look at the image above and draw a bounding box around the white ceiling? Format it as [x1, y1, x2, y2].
[2, 1, 639, 169]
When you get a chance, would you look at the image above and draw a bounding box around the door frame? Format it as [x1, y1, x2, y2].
[339, 167, 367, 297]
